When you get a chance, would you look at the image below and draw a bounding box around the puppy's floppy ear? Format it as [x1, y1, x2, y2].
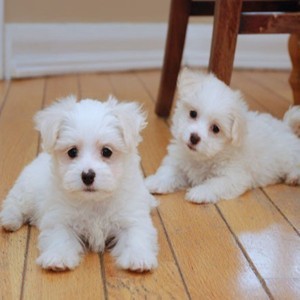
[230, 91, 248, 146]
[34, 95, 77, 152]
[177, 68, 207, 99]
[108, 95, 147, 149]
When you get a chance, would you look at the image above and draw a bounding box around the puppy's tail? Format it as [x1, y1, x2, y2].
[283, 106, 300, 138]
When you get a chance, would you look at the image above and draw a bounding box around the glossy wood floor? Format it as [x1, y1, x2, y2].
[0, 69, 299, 300]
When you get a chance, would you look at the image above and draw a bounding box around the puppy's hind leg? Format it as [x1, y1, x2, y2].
[186, 172, 251, 204]
[0, 165, 37, 231]
[0, 180, 32, 231]
[284, 165, 300, 186]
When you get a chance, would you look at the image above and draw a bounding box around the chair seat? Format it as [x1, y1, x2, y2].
[190, 0, 299, 16]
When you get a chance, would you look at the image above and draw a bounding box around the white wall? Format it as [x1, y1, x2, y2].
[4, 22, 290, 79]
[1, 0, 291, 79]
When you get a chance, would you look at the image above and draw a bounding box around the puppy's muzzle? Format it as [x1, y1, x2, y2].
[190, 133, 200, 145]
[81, 169, 96, 186]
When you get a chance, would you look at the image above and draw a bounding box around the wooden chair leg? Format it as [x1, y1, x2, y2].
[208, 0, 243, 85]
[288, 33, 300, 105]
[155, 0, 191, 117]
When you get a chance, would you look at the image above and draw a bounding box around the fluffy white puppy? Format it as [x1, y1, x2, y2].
[146, 69, 300, 203]
[1, 96, 158, 272]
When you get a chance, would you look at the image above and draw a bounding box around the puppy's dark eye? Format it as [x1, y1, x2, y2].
[211, 124, 220, 134]
[67, 147, 78, 159]
[102, 147, 112, 158]
[189, 110, 198, 119]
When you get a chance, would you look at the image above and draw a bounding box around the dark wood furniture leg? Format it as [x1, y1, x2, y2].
[208, 0, 243, 84]
[288, 33, 300, 105]
[155, 0, 191, 117]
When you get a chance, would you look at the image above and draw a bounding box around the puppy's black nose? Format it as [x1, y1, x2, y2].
[190, 133, 200, 145]
[81, 169, 96, 186]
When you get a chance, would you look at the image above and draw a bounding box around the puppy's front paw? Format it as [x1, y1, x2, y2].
[36, 251, 81, 271]
[285, 170, 300, 186]
[0, 207, 24, 232]
[145, 175, 174, 194]
[185, 186, 218, 204]
[116, 247, 157, 272]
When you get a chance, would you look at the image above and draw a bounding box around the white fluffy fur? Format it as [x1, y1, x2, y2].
[146, 68, 300, 204]
[1, 96, 158, 272]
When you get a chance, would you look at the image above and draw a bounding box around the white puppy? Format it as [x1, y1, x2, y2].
[1, 96, 158, 272]
[146, 69, 300, 203]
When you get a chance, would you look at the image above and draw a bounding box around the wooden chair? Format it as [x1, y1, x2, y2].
[155, 0, 300, 117]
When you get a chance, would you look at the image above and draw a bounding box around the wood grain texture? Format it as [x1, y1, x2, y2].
[244, 71, 293, 104]
[23, 228, 105, 300]
[218, 189, 300, 299]
[109, 72, 171, 173]
[79, 73, 112, 100]
[44, 75, 80, 106]
[0, 81, 9, 109]
[158, 193, 269, 299]
[231, 71, 290, 118]
[103, 211, 189, 299]
[263, 184, 300, 232]
[0, 78, 45, 300]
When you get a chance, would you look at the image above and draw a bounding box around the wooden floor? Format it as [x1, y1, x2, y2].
[0, 69, 299, 299]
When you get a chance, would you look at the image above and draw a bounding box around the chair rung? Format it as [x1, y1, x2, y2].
[239, 12, 300, 33]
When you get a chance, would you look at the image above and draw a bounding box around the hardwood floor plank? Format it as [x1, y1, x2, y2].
[0, 78, 45, 300]
[263, 185, 300, 233]
[159, 193, 269, 299]
[78, 73, 112, 100]
[0, 81, 9, 110]
[104, 72, 190, 298]
[103, 212, 190, 299]
[265, 278, 300, 300]
[44, 75, 80, 106]
[24, 227, 105, 300]
[137, 69, 181, 124]
[109, 72, 171, 173]
[243, 70, 292, 104]
[135, 70, 161, 103]
[218, 189, 300, 299]
[22, 75, 105, 300]
[267, 71, 296, 104]
[108, 71, 269, 298]
[231, 71, 290, 119]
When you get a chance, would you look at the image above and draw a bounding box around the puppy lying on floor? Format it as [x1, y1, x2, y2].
[1, 96, 158, 272]
[146, 68, 300, 204]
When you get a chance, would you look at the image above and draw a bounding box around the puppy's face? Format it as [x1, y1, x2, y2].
[172, 69, 247, 159]
[35, 96, 146, 200]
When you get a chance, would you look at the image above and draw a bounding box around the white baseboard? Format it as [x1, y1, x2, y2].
[4, 23, 291, 79]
